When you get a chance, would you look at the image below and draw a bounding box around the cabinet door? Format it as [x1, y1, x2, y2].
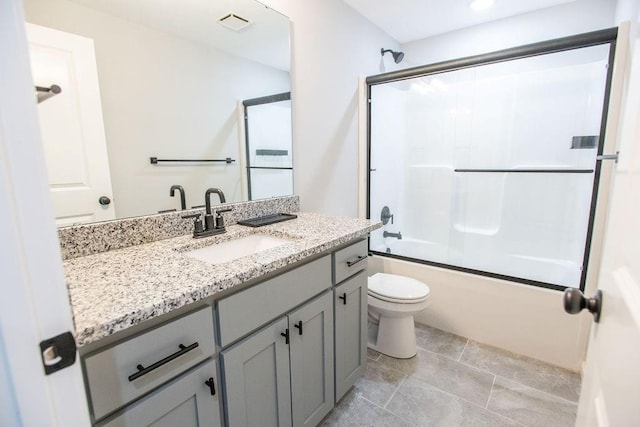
[222, 318, 292, 427]
[98, 359, 220, 427]
[289, 292, 334, 427]
[334, 270, 367, 402]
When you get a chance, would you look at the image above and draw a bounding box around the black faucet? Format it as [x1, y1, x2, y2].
[383, 231, 402, 240]
[181, 188, 231, 239]
[204, 188, 226, 231]
[170, 185, 186, 210]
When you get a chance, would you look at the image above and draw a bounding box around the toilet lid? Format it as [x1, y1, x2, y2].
[368, 273, 430, 303]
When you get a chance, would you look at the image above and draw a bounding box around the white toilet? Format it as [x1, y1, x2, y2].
[367, 273, 430, 359]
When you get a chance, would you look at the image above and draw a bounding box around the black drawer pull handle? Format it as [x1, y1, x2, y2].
[281, 329, 290, 344]
[294, 320, 303, 335]
[205, 377, 216, 396]
[339, 293, 347, 305]
[346, 255, 367, 267]
[128, 342, 199, 382]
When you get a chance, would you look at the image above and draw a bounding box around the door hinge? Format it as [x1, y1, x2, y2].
[596, 151, 619, 163]
[39, 331, 77, 375]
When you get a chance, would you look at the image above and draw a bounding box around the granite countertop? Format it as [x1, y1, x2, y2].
[64, 212, 381, 347]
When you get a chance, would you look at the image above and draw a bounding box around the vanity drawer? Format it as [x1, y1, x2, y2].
[333, 239, 368, 284]
[217, 255, 331, 347]
[84, 306, 215, 422]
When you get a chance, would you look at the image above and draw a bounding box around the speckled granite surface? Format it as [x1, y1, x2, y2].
[58, 195, 299, 260]
[63, 212, 381, 347]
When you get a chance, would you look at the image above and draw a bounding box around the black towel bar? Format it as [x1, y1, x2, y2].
[150, 157, 234, 164]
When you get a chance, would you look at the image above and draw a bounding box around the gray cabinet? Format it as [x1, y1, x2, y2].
[98, 359, 221, 427]
[84, 238, 367, 427]
[334, 270, 367, 402]
[84, 306, 216, 423]
[222, 317, 292, 427]
[221, 291, 334, 427]
[290, 292, 334, 427]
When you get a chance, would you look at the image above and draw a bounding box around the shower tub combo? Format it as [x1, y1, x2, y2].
[363, 28, 620, 370]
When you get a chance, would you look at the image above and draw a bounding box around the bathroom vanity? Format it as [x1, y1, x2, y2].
[61, 208, 379, 426]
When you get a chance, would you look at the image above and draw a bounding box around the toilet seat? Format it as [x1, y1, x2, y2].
[368, 273, 430, 304]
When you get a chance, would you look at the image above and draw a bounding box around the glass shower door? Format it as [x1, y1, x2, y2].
[368, 41, 614, 290]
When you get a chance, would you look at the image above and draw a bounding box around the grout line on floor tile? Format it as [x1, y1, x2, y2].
[382, 375, 406, 409]
[458, 338, 469, 361]
[485, 375, 496, 409]
[403, 373, 495, 412]
[359, 394, 385, 410]
[399, 376, 527, 427]
[486, 409, 529, 427]
[415, 345, 469, 364]
[493, 374, 581, 405]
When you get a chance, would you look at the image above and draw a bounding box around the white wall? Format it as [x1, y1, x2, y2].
[402, 0, 617, 66]
[24, 0, 290, 218]
[262, 0, 399, 216]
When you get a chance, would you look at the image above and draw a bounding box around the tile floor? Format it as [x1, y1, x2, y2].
[321, 323, 581, 427]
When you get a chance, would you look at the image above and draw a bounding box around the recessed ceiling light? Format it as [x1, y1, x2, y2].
[469, 0, 495, 11]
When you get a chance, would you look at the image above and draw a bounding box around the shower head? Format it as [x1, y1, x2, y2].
[381, 48, 405, 64]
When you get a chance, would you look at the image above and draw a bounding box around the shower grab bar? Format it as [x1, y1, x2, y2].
[150, 157, 234, 164]
[454, 168, 594, 174]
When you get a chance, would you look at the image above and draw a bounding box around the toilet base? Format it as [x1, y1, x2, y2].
[367, 315, 417, 359]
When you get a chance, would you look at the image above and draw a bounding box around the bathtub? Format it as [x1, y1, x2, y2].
[372, 236, 581, 288]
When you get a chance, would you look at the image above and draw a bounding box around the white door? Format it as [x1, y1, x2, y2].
[574, 26, 640, 427]
[27, 23, 115, 226]
[1, 2, 90, 425]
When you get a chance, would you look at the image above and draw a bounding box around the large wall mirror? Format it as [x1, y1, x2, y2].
[23, 0, 292, 226]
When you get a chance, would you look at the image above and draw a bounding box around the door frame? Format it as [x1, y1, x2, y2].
[0, 1, 90, 425]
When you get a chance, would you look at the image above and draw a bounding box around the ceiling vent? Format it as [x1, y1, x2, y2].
[217, 13, 252, 31]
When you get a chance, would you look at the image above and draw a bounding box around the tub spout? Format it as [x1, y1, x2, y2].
[383, 231, 402, 240]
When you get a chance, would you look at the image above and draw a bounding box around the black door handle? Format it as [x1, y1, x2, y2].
[98, 196, 111, 206]
[294, 320, 303, 335]
[346, 255, 367, 267]
[281, 329, 289, 344]
[563, 288, 602, 323]
[338, 293, 347, 305]
[205, 377, 216, 396]
[128, 342, 199, 381]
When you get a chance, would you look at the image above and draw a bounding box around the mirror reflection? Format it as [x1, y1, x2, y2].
[23, 0, 292, 226]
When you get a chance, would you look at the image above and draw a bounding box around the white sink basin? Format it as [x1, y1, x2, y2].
[184, 234, 293, 265]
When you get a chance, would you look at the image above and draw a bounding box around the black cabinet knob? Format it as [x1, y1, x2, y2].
[563, 288, 602, 323]
[280, 329, 289, 344]
[98, 196, 111, 206]
[338, 293, 347, 305]
[204, 377, 216, 396]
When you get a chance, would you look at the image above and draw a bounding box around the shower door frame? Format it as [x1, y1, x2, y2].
[243, 91, 293, 200]
[366, 27, 618, 292]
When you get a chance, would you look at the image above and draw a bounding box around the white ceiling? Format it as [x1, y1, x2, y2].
[69, 0, 290, 71]
[342, 0, 578, 44]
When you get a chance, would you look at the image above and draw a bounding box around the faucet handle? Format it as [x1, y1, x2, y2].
[181, 213, 204, 235]
[214, 208, 232, 230]
[181, 213, 201, 220]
